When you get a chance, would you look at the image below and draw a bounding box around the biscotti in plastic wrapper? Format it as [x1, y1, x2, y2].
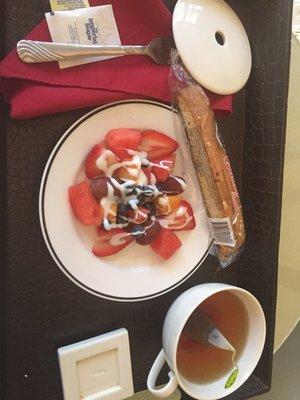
[169, 51, 245, 268]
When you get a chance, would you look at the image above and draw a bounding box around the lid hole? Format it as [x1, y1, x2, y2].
[215, 31, 225, 46]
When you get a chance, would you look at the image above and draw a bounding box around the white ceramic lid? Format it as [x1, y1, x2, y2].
[172, 0, 252, 95]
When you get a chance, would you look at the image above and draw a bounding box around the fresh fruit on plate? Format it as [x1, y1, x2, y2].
[85, 144, 120, 179]
[134, 218, 162, 246]
[128, 206, 150, 224]
[143, 202, 157, 216]
[159, 200, 196, 231]
[93, 227, 133, 257]
[116, 203, 129, 224]
[151, 154, 176, 182]
[142, 167, 153, 184]
[68, 127, 196, 260]
[158, 176, 186, 195]
[69, 180, 103, 225]
[107, 203, 118, 223]
[151, 228, 182, 259]
[114, 166, 136, 182]
[90, 176, 121, 199]
[114, 164, 148, 184]
[106, 128, 142, 159]
[155, 195, 181, 216]
[140, 130, 178, 160]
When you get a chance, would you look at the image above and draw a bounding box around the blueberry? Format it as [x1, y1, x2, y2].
[137, 194, 145, 204]
[155, 185, 164, 195]
[131, 225, 146, 238]
[143, 202, 157, 216]
[117, 214, 129, 224]
[117, 203, 129, 224]
[136, 185, 155, 196]
[117, 203, 128, 215]
[128, 187, 137, 196]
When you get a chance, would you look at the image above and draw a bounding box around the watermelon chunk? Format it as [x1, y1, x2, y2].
[68, 180, 103, 225]
[151, 228, 182, 259]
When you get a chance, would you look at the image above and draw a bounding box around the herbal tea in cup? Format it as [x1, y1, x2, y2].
[177, 291, 248, 386]
[147, 283, 266, 400]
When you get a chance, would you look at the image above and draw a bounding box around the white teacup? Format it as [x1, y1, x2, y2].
[147, 283, 266, 399]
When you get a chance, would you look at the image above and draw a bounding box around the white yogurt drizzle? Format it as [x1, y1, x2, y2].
[144, 216, 157, 236]
[109, 231, 132, 247]
[135, 170, 148, 186]
[157, 195, 171, 215]
[127, 149, 173, 173]
[128, 198, 139, 210]
[96, 149, 171, 179]
[96, 150, 123, 176]
[95, 149, 182, 231]
[100, 179, 133, 230]
[173, 176, 187, 191]
[103, 219, 128, 231]
[150, 173, 157, 185]
[159, 205, 192, 230]
[128, 208, 148, 223]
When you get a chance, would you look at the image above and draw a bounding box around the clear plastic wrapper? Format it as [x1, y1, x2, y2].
[169, 51, 245, 268]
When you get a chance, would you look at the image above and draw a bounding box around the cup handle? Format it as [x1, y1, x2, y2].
[147, 349, 178, 398]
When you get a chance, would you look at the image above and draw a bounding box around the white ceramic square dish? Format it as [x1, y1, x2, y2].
[58, 328, 134, 400]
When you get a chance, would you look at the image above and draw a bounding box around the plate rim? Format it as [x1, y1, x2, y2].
[39, 99, 213, 302]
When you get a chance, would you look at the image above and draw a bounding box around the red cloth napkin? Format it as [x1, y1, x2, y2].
[0, 0, 232, 119]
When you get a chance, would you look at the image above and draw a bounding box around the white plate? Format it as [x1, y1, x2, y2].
[39, 100, 212, 301]
[173, 0, 252, 95]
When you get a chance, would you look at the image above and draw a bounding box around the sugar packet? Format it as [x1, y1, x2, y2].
[49, 0, 90, 11]
[45, 5, 121, 69]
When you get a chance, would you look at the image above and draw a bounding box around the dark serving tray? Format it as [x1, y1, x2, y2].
[2, 0, 293, 399]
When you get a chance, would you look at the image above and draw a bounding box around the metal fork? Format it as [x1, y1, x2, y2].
[17, 37, 175, 65]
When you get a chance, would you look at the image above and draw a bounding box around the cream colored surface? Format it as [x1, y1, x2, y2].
[254, 323, 300, 399]
[127, 388, 181, 400]
[274, 32, 300, 352]
[293, 0, 300, 42]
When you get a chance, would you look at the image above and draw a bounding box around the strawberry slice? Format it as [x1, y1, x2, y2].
[68, 180, 103, 225]
[93, 227, 133, 257]
[140, 130, 178, 161]
[159, 200, 196, 231]
[151, 228, 182, 259]
[105, 128, 142, 160]
[151, 154, 176, 182]
[85, 144, 120, 179]
[128, 206, 150, 224]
